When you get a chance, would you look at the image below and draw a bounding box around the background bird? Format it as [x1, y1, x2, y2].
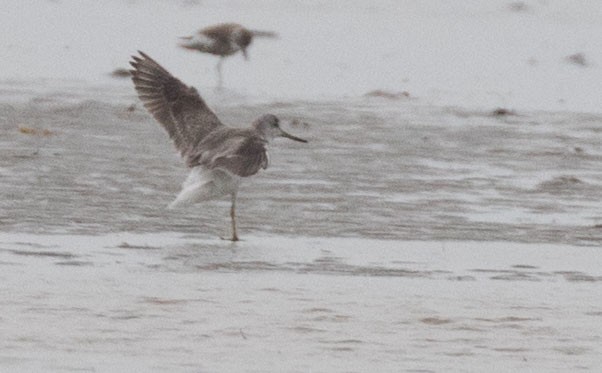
[129, 51, 307, 241]
[179, 23, 278, 88]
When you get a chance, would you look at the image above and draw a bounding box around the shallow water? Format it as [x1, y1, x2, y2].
[1, 86, 602, 372]
[1, 88, 602, 244]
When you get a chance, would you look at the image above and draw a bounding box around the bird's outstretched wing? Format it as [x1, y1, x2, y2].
[191, 129, 269, 177]
[129, 51, 224, 158]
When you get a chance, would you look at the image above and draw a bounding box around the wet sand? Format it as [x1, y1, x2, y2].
[1, 232, 601, 372]
[1, 87, 601, 372]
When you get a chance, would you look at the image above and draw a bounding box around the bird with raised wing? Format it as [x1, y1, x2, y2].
[129, 51, 307, 241]
[179, 23, 278, 87]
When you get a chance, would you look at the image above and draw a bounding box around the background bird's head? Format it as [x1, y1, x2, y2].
[232, 28, 253, 60]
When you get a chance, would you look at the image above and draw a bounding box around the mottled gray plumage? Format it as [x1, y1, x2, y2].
[129, 52, 306, 241]
[190, 127, 269, 177]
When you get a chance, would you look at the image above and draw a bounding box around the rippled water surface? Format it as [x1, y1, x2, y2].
[1, 87, 601, 372]
[2, 91, 602, 243]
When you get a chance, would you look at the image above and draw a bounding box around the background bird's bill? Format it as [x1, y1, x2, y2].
[249, 30, 279, 39]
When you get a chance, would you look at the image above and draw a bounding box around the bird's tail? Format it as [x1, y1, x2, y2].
[178, 36, 207, 51]
[178, 36, 198, 51]
[168, 167, 228, 209]
[178, 34, 215, 52]
[168, 180, 217, 209]
[167, 167, 219, 209]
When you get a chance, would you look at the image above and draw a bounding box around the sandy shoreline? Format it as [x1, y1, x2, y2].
[1, 232, 601, 372]
[1, 83, 600, 371]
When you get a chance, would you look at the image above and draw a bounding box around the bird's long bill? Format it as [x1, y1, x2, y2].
[250, 30, 279, 39]
[280, 129, 308, 143]
[242, 48, 249, 60]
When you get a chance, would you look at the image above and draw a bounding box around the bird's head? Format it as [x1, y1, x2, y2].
[253, 114, 308, 143]
[233, 28, 253, 60]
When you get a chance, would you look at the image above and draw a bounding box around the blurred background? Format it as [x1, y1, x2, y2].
[0, 0, 600, 111]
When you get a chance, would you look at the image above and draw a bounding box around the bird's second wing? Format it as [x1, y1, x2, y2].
[195, 131, 269, 177]
[130, 51, 224, 157]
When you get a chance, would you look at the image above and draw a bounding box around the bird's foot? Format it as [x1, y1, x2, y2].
[219, 235, 240, 242]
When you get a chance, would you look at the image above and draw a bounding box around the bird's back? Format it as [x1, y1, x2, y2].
[180, 23, 249, 56]
[188, 127, 269, 177]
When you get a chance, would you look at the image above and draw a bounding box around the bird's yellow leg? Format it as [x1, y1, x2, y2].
[230, 192, 239, 241]
[216, 57, 224, 89]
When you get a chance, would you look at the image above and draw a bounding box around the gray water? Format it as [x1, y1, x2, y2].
[1, 87, 602, 372]
[2, 91, 602, 244]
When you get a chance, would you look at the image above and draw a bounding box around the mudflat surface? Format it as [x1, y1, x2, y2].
[1, 92, 601, 372]
[2, 97, 602, 243]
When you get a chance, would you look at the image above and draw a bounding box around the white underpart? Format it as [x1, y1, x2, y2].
[168, 166, 240, 209]
[181, 33, 215, 49]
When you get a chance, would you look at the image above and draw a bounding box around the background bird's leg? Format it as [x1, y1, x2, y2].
[216, 57, 224, 89]
[230, 192, 239, 241]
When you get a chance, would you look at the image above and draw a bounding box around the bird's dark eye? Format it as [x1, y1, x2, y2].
[272, 122, 279, 128]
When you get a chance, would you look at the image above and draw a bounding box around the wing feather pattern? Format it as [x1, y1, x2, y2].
[129, 51, 224, 159]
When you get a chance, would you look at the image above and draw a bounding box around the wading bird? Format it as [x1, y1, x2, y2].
[129, 52, 307, 241]
[179, 23, 278, 87]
